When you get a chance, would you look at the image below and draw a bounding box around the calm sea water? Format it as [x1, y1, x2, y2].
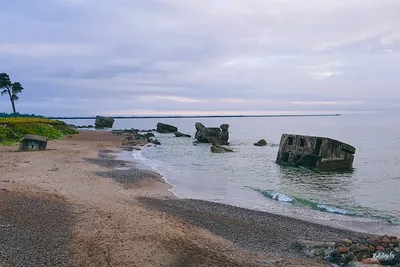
[64, 114, 400, 235]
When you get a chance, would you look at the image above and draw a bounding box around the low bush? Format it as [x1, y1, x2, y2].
[0, 118, 78, 145]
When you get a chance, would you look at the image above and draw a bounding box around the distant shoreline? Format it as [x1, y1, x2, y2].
[50, 114, 341, 120]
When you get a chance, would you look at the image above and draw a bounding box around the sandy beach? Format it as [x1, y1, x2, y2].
[0, 131, 370, 266]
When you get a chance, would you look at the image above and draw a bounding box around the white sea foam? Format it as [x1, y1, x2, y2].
[271, 192, 293, 203]
[316, 204, 352, 215]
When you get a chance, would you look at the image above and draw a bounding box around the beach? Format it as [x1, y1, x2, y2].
[0, 130, 376, 266]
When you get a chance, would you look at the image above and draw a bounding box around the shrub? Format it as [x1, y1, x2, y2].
[0, 118, 78, 145]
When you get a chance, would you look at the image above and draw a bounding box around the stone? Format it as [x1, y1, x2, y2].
[382, 237, 391, 244]
[373, 238, 381, 244]
[376, 246, 385, 251]
[361, 258, 380, 265]
[337, 246, 349, 254]
[343, 238, 353, 244]
[254, 139, 268, 146]
[144, 133, 155, 138]
[356, 245, 370, 252]
[152, 139, 161, 145]
[156, 123, 178, 133]
[369, 246, 376, 252]
[174, 132, 191, 138]
[220, 124, 229, 131]
[211, 144, 233, 153]
[95, 116, 114, 128]
[195, 122, 229, 145]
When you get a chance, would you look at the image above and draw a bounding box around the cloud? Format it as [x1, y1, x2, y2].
[0, 0, 400, 116]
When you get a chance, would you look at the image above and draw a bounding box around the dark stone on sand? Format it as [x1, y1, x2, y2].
[174, 132, 191, 138]
[156, 123, 178, 133]
[254, 139, 267, 146]
[95, 116, 114, 128]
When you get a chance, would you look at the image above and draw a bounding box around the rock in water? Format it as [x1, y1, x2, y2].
[95, 116, 115, 128]
[254, 139, 267, 146]
[195, 122, 229, 144]
[174, 132, 191, 138]
[157, 123, 178, 133]
[211, 144, 233, 153]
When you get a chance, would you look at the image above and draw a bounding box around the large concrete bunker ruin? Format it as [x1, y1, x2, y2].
[276, 134, 356, 171]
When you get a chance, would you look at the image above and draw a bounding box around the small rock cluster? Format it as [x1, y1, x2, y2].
[111, 128, 160, 148]
[325, 235, 400, 266]
[69, 124, 95, 129]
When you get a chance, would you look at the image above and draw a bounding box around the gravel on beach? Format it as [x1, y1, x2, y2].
[85, 152, 164, 188]
[0, 191, 73, 267]
[139, 197, 365, 258]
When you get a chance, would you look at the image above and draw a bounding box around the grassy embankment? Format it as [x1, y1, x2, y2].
[0, 118, 78, 145]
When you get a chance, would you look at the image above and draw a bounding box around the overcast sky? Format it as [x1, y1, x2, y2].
[1, 0, 399, 116]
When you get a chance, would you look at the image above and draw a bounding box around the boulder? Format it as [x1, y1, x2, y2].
[152, 139, 161, 145]
[144, 132, 155, 138]
[174, 132, 191, 138]
[195, 122, 229, 145]
[211, 144, 233, 153]
[95, 116, 114, 128]
[157, 123, 178, 133]
[254, 139, 267, 146]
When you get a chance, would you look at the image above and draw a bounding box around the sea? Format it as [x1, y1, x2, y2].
[63, 114, 400, 236]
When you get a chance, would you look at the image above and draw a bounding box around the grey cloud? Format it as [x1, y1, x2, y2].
[1, 0, 400, 116]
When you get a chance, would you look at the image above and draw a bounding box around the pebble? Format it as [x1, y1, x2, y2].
[343, 238, 353, 244]
[361, 258, 380, 264]
[337, 247, 349, 254]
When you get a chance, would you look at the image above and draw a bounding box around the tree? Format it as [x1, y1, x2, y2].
[0, 73, 24, 117]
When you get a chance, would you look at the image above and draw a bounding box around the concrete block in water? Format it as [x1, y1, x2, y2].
[276, 134, 355, 171]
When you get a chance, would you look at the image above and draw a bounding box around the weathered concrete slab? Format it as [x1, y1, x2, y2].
[276, 134, 356, 171]
[19, 134, 48, 151]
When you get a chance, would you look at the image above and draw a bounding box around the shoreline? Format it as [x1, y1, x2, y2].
[0, 130, 396, 266]
[116, 138, 400, 238]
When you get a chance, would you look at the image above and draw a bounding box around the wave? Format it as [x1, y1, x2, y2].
[254, 188, 400, 224]
[255, 188, 357, 216]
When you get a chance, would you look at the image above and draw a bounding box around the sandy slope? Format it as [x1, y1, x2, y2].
[0, 131, 331, 266]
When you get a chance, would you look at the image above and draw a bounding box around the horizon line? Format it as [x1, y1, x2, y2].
[49, 114, 341, 120]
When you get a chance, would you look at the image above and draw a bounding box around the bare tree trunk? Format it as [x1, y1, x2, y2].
[11, 99, 17, 117]
[6, 89, 17, 117]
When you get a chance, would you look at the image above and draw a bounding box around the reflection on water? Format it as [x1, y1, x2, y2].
[277, 165, 354, 195]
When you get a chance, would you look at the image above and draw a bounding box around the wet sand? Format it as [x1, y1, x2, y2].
[0, 130, 369, 266]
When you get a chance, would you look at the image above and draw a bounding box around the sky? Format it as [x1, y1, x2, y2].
[0, 0, 399, 117]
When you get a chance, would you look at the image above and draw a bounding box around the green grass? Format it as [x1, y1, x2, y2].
[0, 117, 65, 125]
[0, 117, 78, 145]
